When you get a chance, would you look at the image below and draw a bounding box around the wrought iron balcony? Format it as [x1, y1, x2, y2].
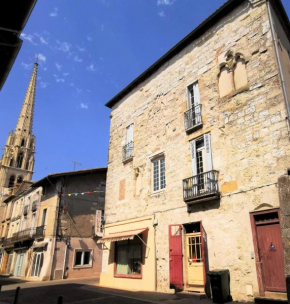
[3, 237, 14, 246]
[184, 105, 202, 132]
[122, 141, 134, 162]
[12, 227, 36, 242]
[33, 225, 45, 239]
[183, 170, 220, 203]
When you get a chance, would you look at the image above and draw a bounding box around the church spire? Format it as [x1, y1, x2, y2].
[15, 62, 38, 135]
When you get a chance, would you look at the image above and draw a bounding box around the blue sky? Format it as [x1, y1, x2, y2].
[1, 0, 290, 180]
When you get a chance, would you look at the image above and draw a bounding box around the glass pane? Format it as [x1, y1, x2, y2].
[83, 251, 91, 265]
[75, 252, 82, 266]
[116, 242, 129, 274]
[153, 161, 159, 191]
[160, 158, 165, 189]
[116, 238, 142, 275]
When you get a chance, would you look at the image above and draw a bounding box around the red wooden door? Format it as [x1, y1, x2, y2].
[256, 222, 286, 292]
[169, 225, 183, 290]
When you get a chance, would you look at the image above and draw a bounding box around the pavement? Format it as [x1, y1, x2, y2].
[0, 276, 248, 304]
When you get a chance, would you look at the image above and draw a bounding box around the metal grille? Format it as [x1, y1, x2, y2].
[187, 235, 202, 262]
[183, 170, 219, 201]
[184, 105, 202, 131]
[122, 141, 134, 162]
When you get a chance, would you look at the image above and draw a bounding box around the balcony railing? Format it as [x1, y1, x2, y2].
[183, 170, 220, 202]
[3, 237, 14, 246]
[122, 141, 134, 162]
[33, 225, 45, 239]
[184, 105, 202, 132]
[12, 227, 36, 242]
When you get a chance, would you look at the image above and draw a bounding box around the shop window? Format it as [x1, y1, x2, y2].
[74, 250, 92, 267]
[115, 236, 142, 278]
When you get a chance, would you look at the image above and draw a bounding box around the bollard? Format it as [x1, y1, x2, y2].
[13, 287, 20, 304]
[57, 295, 63, 304]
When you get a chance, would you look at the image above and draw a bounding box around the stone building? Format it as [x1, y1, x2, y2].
[99, 0, 290, 301]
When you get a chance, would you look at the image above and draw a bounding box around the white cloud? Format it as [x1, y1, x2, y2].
[158, 11, 166, 17]
[80, 102, 88, 109]
[157, 0, 176, 5]
[55, 63, 62, 71]
[74, 56, 83, 63]
[21, 62, 33, 70]
[56, 78, 65, 83]
[101, 24, 105, 31]
[69, 83, 75, 87]
[20, 33, 37, 45]
[56, 41, 71, 53]
[50, 7, 58, 17]
[38, 53, 46, 62]
[87, 35, 93, 42]
[76, 46, 86, 52]
[63, 73, 69, 76]
[40, 36, 48, 45]
[40, 82, 49, 89]
[86, 63, 96, 72]
[76, 88, 82, 94]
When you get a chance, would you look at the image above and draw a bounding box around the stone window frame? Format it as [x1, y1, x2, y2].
[218, 50, 249, 99]
[72, 249, 93, 269]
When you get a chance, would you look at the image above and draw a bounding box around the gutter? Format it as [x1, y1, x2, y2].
[267, 0, 290, 128]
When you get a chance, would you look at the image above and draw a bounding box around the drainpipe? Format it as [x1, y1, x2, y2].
[153, 213, 158, 292]
[266, 0, 290, 128]
[62, 241, 68, 280]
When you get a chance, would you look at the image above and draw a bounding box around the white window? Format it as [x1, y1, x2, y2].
[74, 250, 92, 267]
[123, 123, 134, 161]
[152, 157, 166, 192]
[189, 134, 216, 194]
[31, 252, 43, 277]
[190, 134, 213, 176]
[185, 82, 202, 130]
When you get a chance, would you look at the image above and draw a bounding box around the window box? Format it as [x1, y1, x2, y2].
[114, 237, 142, 279]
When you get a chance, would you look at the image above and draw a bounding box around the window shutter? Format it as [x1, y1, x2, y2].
[193, 82, 200, 105]
[204, 134, 213, 171]
[126, 124, 134, 144]
[186, 87, 190, 110]
[189, 140, 197, 176]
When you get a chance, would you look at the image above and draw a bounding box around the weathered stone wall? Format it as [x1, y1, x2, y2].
[278, 175, 290, 277]
[105, 1, 289, 301]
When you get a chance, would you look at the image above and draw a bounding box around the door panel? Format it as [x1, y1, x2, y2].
[186, 233, 204, 286]
[256, 223, 286, 292]
[169, 225, 183, 290]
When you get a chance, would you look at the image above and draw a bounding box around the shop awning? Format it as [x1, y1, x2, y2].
[31, 242, 48, 249]
[97, 227, 148, 243]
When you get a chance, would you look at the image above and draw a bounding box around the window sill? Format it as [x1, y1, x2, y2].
[114, 273, 142, 279]
[122, 156, 133, 164]
[150, 189, 165, 197]
[73, 265, 93, 269]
